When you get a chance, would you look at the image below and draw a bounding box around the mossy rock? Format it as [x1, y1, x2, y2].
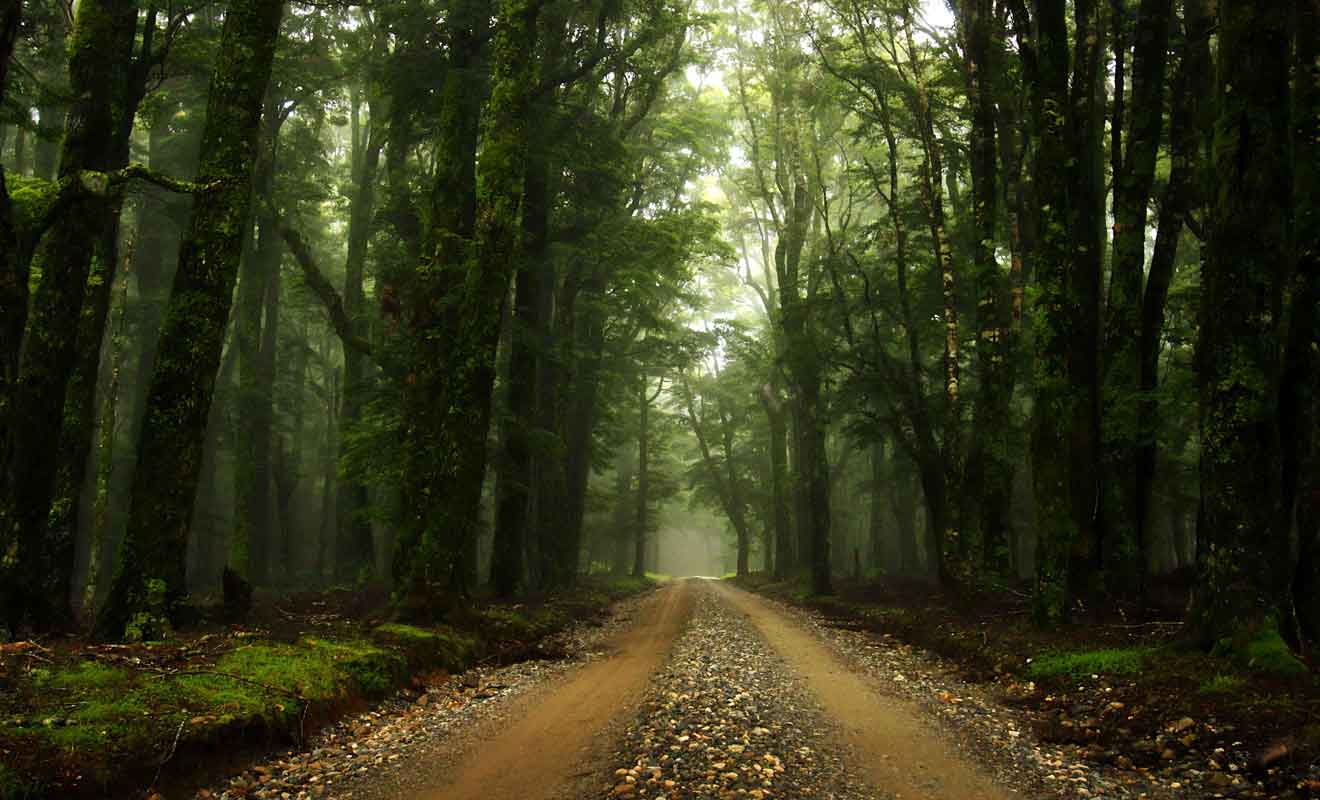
[1239, 628, 1308, 676]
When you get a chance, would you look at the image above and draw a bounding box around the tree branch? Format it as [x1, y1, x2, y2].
[277, 220, 373, 358]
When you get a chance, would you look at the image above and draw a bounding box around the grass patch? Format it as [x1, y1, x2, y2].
[1199, 674, 1247, 695]
[1026, 647, 1149, 680]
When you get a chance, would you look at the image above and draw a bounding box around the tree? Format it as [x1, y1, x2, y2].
[1020, 0, 1106, 623]
[95, 0, 286, 638]
[391, 0, 542, 610]
[1187, 0, 1293, 648]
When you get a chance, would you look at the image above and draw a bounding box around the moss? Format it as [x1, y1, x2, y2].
[32, 661, 129, 691]
[1198, 674, 1247, 695]
[371, 623, 478, 672]
[1240, 628, 1308, 676]
[6, 175, 59, 235]
[1026, 647, 1149, 679]
[303, 638, 407, 698]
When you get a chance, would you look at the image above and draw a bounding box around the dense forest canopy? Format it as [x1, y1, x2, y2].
[0, 0, 1315, 667]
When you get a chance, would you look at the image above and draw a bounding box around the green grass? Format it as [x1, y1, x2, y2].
[1026, 647, 1150, 680]
[1199, 674, 1247, 695]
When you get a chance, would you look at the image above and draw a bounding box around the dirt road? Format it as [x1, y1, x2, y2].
[418, 580, 695, 800]
[209, 579, 1025, 799]
[709, 580, 1011, 800]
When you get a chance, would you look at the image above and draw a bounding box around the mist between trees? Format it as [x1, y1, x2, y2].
[0, 0, 1315, 660]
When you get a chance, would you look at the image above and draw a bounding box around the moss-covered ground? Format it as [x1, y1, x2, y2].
[736, 572, 1320, 797]
[0, 574, 656, 799]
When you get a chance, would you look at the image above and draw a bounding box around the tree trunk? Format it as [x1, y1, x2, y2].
[1287, 0, 1320, 643]
[957, 0, 1015, 576]
[1101, 0, 1172, 596]
[3, 0, 140, 631]
[234, 108, 281, 585]
[1133, 0, 1208, 601]
[762, 382, 792, 579]
[94, 0, 285, 638]
[1024, 0, 1105, 623]
[335, 86, 383, 584]
[868, 440, 885, 573]
[393, 0, 540, 607]
[1187, 0, 1292, 646]
[95, 118, 189, 609]
[633, 378, 650, 579]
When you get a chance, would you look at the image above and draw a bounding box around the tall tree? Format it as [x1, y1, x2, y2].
[1021, 0, 1106, 623]
[392, 0, 542, 608]
[1187, 0, 1293, 647]
[1100, 0, 1172, 594]
[95, 0, 286, 638]
[3, 0, 141, 630]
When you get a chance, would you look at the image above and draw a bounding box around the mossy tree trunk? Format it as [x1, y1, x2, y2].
[1022, 0, 1106, 623]
[94, 0, 285, 639]
[1286, 0, 1320, 644]
[335, 85, 385, 586]
[956, 0, 1017, 577]
[1100, 0, 1171, 598]
[48, 5, 165, 617]
[233, 100, 284, 586]
[393, 0, 541, 609]
[3, 0, 139, 631]
[1187, 0, 1293, 647]
[0, 0, 22, 631]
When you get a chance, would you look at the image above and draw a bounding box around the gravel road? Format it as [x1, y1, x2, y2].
[197, 578, 1187, 800]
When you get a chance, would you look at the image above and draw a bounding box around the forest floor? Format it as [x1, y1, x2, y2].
[740, 572, 1320, 799]
[0, 575, 654, 799]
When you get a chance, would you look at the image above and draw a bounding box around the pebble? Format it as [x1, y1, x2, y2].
[598, 590, 874, 799]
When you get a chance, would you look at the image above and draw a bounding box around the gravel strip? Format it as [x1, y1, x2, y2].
[194, 592, 657, 800]
[598, 584, 874, 800]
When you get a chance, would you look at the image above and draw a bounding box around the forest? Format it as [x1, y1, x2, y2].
[0, 0, 1317, 769]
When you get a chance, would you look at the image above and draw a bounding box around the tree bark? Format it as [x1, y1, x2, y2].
[1287, 0, 1320, 643]
[1187, 0, 1293, 646]
[1024, 0, 1105, 623]
[393, 0, 541, 607]
[1101, 0, 1171, 596]
[336, 63, 386, 584]
[94, 0, 285, 638]
[3, 0, 141, 631]
[761, 381, 792, 579]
